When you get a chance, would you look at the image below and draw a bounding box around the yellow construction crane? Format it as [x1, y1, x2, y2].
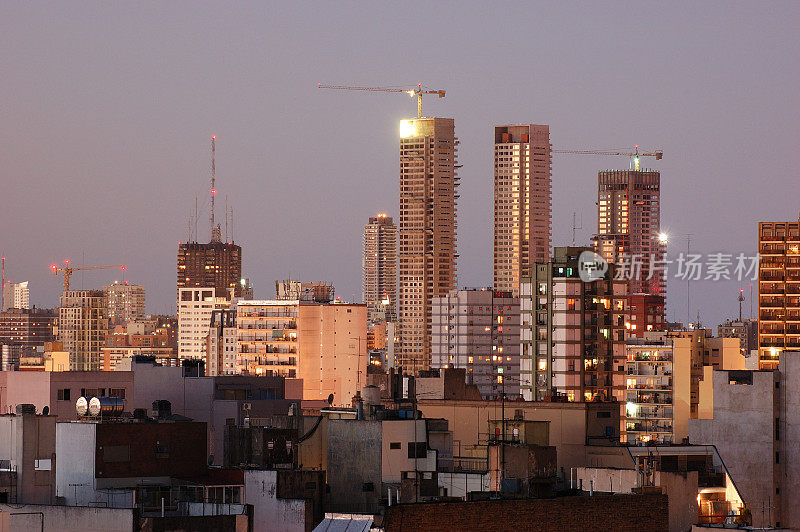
[552, 145, 663, 171]
[50, 260, 126, 292]
[317, 83, 446, 119]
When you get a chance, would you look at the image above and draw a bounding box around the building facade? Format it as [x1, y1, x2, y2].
[363, 214, 397, 318]
[177, 241, 242, 301]
[431, 288, 520, 399]
[757, 215, 800, 369]
[58, 290, 109, 371]
[206, 308, 237, 376]
[493, 125, 551, 295]
[594, 169, 665, 298]
[177, 287, 231, 361]
[104, 281, 145, 326]
[520, 247, 627, 402]
[236, 300, 367, 405]
[2, 281, 30, 311]
[397, 117, 459, 373]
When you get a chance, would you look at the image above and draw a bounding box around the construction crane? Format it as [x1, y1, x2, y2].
[317, 83, 446, 119]
[552, 145, 663, 171]
[50, 260, 126, 292]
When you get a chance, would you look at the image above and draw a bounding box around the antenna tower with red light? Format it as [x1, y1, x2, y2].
[210, 135, 221, 243]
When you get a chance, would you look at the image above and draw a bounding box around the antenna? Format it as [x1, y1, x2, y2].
[225, 195, 229, 243]
[194, 196, 198, 243]
[1, 256, 5, 311]
[210, 135, 221, 242]
[738, 289, 745, 322]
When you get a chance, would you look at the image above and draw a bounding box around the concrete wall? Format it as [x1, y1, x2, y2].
[779, 352, 800, 530]
[689, 370, 779, 528]
[55, 422, 131, 508]
[417, 400, 593, 472]
[0, 504, 135, 532]
[326, 419, 382, 513]
[575, 467, 698, 532]
[437, 472, 489, 499]
[0, 371, 50, 414]
[244, 470, 308, 532]
[381, 419, 435, 483]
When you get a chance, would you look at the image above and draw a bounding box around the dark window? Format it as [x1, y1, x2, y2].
[776, 381, 780, 389]
[597, 411, 611, 418]
[776, 452, 780, 464]
[776, 418, 780, 441]
[57, 389, 71, 401]
[304, 482, 316, 490]
[408, 442, 427, 459]
[109, 388, 126, 399]
[156, 444, 170, 458]
[362, 482, 374, 492]
[390, 442, 401, 450]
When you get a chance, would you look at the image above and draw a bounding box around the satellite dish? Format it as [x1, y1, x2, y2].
[76, 397, 88, 417]
[42, 406, 50, 416]
[327, 394, 334, 406]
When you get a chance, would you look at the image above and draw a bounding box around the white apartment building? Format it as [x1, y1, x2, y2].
[2, 281, 30, 311]
[177, 287, 231, 362]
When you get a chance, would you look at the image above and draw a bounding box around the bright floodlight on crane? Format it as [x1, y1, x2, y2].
[317, 83, 446, 119]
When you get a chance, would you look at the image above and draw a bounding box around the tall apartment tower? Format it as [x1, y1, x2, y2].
[2, 281, 30, 311]
[758, 214, 800, 369]
[58, 290, 109, 371]
[594, 169, 664, 295]
[397, 117, 459, 373]
[177, 242, 242, 300]
[520, 247, 627, 403]
[363, 214, 397, 317]
[104, 281, 145, 326]
[494, 125, 552, 295]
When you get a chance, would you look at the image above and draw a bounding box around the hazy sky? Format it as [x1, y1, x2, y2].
[2, 2, 798, 326]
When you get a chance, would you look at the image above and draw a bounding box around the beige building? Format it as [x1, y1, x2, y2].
[104, 281, 145, 326]
[493, 125, 552, 295]
[758, 215, 800, 369]
[363, 214, 397, 318]
[594, 169, 665, 296]
[626, 330, 744, 445]
[236, 300, 367, 405]
[58, 290, 109, 371]
[397, 117, 459, 373]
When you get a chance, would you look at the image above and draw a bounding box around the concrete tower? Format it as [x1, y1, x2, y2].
[397, 117, 459, 373]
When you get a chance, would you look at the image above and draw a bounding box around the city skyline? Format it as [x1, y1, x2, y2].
[2, 3, 798, 327]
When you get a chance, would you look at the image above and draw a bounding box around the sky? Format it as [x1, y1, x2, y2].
[1, 1, 798, 327]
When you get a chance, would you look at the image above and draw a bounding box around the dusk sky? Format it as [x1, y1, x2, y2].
[2, 2, 798, 327]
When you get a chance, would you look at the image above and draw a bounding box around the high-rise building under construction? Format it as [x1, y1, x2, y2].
[177, 242, 242, 299]
[493, 124, 552, 295]
[363, 214, 397, 317]
[397, 117, 459, 373]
